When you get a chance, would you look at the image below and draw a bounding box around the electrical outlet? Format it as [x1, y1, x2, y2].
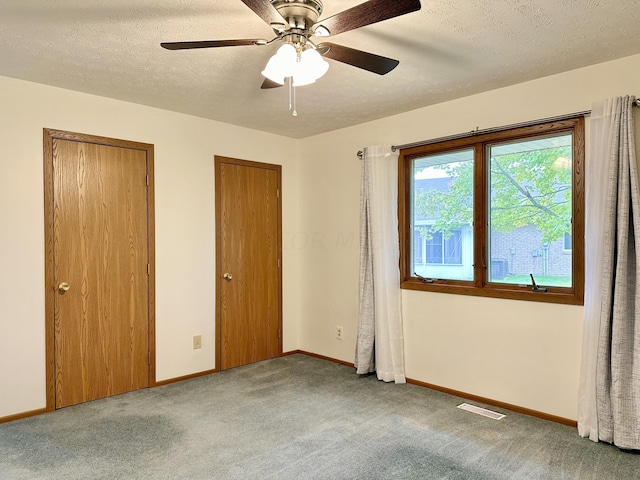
[336, 326, 343, 340]
[193, 335, 202, 349]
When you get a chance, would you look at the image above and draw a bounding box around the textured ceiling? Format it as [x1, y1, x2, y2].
[1, 0, 639, 138]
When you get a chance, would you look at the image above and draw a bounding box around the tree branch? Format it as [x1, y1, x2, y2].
[492, 160, 559, 217]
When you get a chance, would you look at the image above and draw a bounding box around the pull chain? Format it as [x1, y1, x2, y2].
[292, 83, 297, 117]
[288, 77, 297, 117]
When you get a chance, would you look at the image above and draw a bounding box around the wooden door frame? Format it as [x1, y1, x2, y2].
[214, 156, 283, 370]
[43, 128, 156, 412]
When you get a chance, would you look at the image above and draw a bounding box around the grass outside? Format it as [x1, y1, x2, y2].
[498, 274, 572, 287]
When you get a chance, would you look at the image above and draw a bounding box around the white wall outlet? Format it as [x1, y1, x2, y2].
[336, 326, 343, 340]
[193, 335, 202, 349]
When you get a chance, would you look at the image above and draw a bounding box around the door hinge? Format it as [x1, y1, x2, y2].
[148, 352, 151, 365]
[278, 258, 281, 268]
[278, 328, 281, 339]
[146, 174, 149, 186]
[147, 264, 150, 275]
[276, 189, 280, 199]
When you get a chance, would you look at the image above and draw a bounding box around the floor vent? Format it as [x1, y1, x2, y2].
[457, 402, 506, 420]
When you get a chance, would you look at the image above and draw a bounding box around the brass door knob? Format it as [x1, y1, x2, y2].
[58, 282, 70, 293]
[223, 273, 233, 281]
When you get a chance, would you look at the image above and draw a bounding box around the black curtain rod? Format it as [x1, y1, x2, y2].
[357, 98, 640, 159]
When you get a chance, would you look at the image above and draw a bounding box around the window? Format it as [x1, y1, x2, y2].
[415, 227, 463, 269]
[426, 229, 463, 265]
[399, 117, 584, 304]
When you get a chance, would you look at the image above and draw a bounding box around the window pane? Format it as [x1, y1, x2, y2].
[413, 229, 423, 263]
[488, 134, 572, 287]
[444, 229, 462, 264]
[426, 230, 443, 263]
[411, 150, 474, 280]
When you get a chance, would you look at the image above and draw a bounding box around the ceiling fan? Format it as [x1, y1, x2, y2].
[161, 0, 422, 90]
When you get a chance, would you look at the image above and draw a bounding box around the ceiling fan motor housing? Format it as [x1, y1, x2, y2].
[271, 0, 323, 30]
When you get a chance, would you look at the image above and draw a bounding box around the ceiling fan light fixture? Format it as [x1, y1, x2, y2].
[300, 47, 329, 80]
[261, 42, 329, 86]
[291, 67, 316, 87]
[292, 47, 328, 86]
[261, 43, 297, 84]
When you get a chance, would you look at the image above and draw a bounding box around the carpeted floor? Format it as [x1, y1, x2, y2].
[1, 354, 638, 479]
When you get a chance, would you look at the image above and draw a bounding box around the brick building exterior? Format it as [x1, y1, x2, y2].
[490, 225, 571, 279]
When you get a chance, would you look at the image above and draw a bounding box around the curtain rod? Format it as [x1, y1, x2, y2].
[356, 99, 640, 159]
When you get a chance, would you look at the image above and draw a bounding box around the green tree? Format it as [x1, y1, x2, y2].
[414, 146, 572, 243]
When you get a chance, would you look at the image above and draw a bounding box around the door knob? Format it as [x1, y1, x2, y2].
[223, 273, 233, 281]
[58, 282, 70, 293]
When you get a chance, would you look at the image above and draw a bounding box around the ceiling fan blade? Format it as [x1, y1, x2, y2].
[319, 42, 399, 75]
[161, 39, 265, 50]
[261, 78, 284, 89]
[240, 0, 286, 27]
[315, 0, 421, 37]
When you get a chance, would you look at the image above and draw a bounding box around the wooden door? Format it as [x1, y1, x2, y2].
[215, 156, 282, 370]
[44, 129, 155, 410]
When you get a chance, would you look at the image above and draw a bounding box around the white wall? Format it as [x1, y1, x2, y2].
[0, 76, 301, 417]
[296, 54, 640, 420]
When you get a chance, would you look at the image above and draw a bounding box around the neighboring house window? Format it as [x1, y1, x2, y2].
[399, 117, 584, 305]
[426, 228, 462, 265]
